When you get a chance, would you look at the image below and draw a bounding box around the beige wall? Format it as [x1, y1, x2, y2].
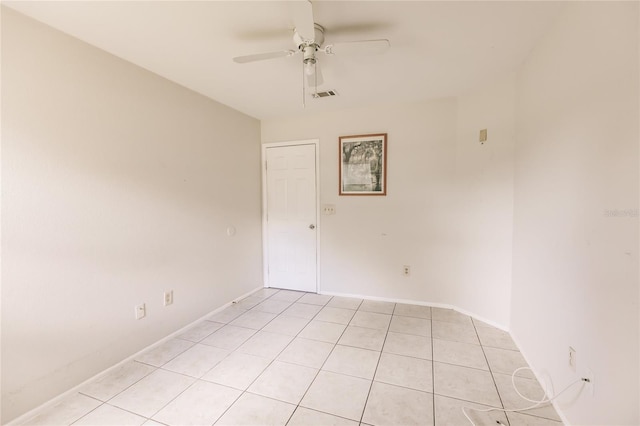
[261, 76, 516, 327]
[511, 2, 639, 424]
[1, 8, 263, 423]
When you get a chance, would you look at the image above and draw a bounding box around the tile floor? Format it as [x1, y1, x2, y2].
[19, 289, 563, 426]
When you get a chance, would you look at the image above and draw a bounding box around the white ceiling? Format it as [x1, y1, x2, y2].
[5, 1, 565, 120]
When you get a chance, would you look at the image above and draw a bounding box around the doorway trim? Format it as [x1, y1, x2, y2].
[261, 139, 321, 293]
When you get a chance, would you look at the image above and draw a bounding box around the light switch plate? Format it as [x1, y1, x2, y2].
[323, 204, 336, 215]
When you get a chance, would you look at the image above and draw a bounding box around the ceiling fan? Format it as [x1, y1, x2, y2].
[232, 0, 390, 102]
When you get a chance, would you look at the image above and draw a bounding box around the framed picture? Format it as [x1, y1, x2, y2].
[339, 133, 387, 196]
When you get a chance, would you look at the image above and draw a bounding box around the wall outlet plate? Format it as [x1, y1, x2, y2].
[585, 368, 594, 396]
[164, 290, 173, 306]
[135, 303, 146, 320]
[568, 346, 576, 371]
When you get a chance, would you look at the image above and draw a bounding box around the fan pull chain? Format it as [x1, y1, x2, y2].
[302, 59, 306, 108]
[313, 61, 317, 95]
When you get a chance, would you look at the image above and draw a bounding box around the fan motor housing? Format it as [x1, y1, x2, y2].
[293, 23, 325, 50]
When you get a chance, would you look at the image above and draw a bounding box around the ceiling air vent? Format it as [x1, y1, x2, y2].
[311, 90, 338, 99]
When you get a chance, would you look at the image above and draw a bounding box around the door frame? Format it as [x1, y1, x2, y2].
[261, 139, 321, 293]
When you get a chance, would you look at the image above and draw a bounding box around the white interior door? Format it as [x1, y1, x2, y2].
[264, 143, 317, 292]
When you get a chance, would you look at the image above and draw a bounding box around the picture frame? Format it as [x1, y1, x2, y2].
[339, 133, 387, 196]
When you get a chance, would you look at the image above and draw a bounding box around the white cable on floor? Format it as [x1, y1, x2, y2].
[462, 366, 588, 425]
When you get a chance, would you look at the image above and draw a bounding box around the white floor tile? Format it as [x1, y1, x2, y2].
[269, 290, 305, 302]
[201, 352, 271, 390]
[300, 371, 371, 421]
[247, 361, 318, 404]
[80, 361, 156, 401]
[315, 306, 356, 325]
[383, 331, 432, 359]
[200, 325, 256, 351]
[493, 373, 562, 421]
[234, 296, 263, 310]
[261, 314, 310, 336]
[433, 362, 501, 407]
[338, 326, 386, 351]
[215, 392, 295, 426]
[161, 344, 229, 378]
[393, 303, 431, 319]
[276, 337, 334, 369]
[23, 393, 101, 426]
[252, 288, 280, 299]
[178, 320, 224, 342]
[282, 302, 323, 319]
[434, 394, 508, 426]
[484, 347, 535, 378]
[362, 381, 433, 426]
[433, 338, 488, 370]
[74, 404, 146, 426]
[207, 306, 246, 324]
[375, 352, 433, 392]
[388, 315, 431, 336]
[135, 339, 195, 367]
[358, 300, 395, 314]
[298, 293, 332, 306]
[287, 407, 359, 426]
[349, 311, 391, 330]
[432, 308, 472, 325]
[252, 299, 293, 314]
[322, 345, 380, 380]
[109, 369, 195, 418]
[298, 320, 346, 344]
[236, 330, 294, 359]
[432, 320, 480, 345]
[152, 380, 241, 426]
[229, 310, 277, 330]
[327, 297, 363, 310]
[475, 325, 519, 351]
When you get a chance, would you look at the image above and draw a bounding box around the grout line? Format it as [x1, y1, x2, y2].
[206, 289, 311, 425]
[473, 317, 511, 426]
[357, 302, 395, 424]
[285, 293, 339, 422]
[121, 290, 282, 425]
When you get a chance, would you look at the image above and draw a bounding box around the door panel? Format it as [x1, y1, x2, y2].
[265, 144, 317, 292]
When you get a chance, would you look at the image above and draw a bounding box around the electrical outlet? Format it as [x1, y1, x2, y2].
[479, 128, 488, 143]
[403, 265, 411, 276]
[568, 346, 576, 371]
[164, 290, 173, 306]
[584, 368, 595, 396]
[135, 303, 146, 320]
[323, 204, 336, 215]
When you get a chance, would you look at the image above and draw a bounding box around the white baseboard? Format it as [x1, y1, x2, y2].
[7, 286, 263, 426]
[319, 290, 510, 332]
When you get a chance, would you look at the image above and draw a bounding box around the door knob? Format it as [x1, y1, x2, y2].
[309, 224, 315, 230]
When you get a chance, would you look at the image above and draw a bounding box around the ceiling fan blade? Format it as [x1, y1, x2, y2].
[324, 22, 393, 37]
[233, 50, 297, 64]
[305, 62, 324, 87]
[289, 0, 315, 41]
[323, 39, 390, 56]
